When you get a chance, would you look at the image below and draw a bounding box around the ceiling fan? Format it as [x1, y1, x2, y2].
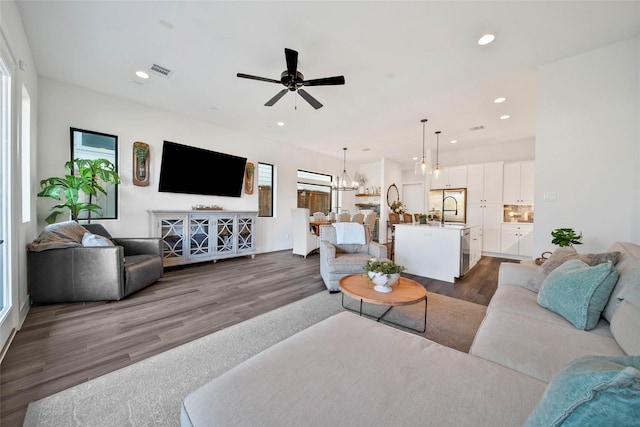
[237, 48, 345, 110]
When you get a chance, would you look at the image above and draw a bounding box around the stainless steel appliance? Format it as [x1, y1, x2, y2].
[428, 188, 467, 223]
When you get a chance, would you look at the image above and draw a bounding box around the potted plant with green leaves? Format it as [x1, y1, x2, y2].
[38, 158, 121, 224]
[134, 144, 149, 180]
[363, 258, 405, 293]
[418, 213, 427, 224]
[551, 228, 583, 247]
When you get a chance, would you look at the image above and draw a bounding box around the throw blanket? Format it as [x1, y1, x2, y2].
[332, 223, 366, 245]
[27, 221, 88, 252]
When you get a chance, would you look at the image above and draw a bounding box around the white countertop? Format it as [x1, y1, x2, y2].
[394, 222, 479, 230]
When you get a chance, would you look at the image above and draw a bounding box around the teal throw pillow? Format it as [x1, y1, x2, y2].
[523, 356, 640, 427]
[537, 259, 618, 330]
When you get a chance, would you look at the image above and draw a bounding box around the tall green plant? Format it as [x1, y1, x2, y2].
[38, 158, 120, 224]
[74, 158, 121, 222]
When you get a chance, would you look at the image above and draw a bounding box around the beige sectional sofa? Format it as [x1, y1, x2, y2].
[181, 242, 640, 426]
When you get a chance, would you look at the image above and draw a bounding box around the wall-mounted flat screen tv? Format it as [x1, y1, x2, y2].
[158, 141, 247, 197]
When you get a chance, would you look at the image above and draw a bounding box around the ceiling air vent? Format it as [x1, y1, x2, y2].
[469, 125, 485, 132]
[150, 63, 172, 78]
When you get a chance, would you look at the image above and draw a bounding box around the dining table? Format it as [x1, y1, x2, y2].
[309, 220, 334, 236]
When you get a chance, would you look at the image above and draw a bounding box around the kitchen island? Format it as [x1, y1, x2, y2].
[394, 222, 481, 283]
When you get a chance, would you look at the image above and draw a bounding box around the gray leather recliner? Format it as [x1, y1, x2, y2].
[28, 223, 163, 304]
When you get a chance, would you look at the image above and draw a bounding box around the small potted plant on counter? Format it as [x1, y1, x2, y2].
[418, 214, 427, 224]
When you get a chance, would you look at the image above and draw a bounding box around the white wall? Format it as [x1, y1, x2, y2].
[0, 0, 39, 352]
[534, 36, 640, 254]
[37, 78, 351, 253]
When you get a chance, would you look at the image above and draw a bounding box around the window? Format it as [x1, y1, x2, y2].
[297, 170, 333, 214]
[258, 162, 274, 217]
[21, 86, 30, 223]
[70, 128, 118, 220]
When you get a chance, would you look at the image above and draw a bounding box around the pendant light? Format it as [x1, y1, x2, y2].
[433, 131, 442, 179]
[333, 147, 357, 191]
[415, 119, 431, 175]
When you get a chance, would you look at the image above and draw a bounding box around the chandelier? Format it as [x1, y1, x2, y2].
[433, 131, 442, 179]
[333, 147, 357, 191]
[415, 119, 431, 175]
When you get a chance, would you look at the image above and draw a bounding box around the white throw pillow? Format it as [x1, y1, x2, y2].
[82, 232, 114, 247]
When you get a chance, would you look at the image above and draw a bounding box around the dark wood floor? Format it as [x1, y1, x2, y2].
[0, 250, 514, 426]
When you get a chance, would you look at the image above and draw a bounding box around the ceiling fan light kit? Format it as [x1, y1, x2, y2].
[237, 48, 345, 110]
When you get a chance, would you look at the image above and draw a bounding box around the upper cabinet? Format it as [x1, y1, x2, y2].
[431, 165, 467, 190]
[466, 162, 504, 204]
[503, 161, 535, 204]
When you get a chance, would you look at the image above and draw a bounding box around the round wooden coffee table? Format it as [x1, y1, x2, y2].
[339, 274, 427, 332]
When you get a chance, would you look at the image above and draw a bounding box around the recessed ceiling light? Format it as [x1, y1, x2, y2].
[276, 121, 285, 127]
[412, 156, 418, 161]
[135, 70, 149, 79]
[450, 140, 458, 144]
[478, 34, 496, 46]
[500, 114, 511, 120]
[494, 97, 506, 103]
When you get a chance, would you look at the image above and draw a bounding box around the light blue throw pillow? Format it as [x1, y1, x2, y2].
[523, 356, 640, 427]
[537, 259, 618, 330]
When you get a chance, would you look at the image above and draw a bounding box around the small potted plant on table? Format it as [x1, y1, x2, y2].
[363, 258, 405, 293]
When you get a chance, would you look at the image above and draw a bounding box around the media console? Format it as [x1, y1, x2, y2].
[148, 210, 257, 267]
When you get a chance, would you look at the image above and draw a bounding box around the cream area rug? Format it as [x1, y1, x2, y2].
[24, 290, 486, 426]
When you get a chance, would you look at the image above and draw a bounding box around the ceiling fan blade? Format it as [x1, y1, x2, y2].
[298, 89, 323, 109]
[302, 76, 346, 86]
[237, 73, 281, 84]
[284, 48, 298, 77]
[265, 89, 288, 106]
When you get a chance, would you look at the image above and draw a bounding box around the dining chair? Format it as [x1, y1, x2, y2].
[403, 213, 413, 223]
[351, 212, 364, 223]
[363, 212, 377, 242]
[291, 208, 320, 258]
[313, 212, 326, 221]
[337, 212, 351, 222]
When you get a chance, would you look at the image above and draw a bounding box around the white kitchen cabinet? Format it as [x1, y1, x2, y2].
[470, 226, 482, 269]
[467, 162, 504, 204]
[501, 223, 534, 256]
[430, 165, 467, 190]
[503, 161, 535, 204]
[467, 203, 503, 253]
[149, 210, 257, 266]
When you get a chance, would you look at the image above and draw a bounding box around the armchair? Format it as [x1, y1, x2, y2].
[27, 221, 163, 303]
[319, 224, 389, 292]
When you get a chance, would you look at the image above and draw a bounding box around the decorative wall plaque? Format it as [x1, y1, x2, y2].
[133, 142, 149, 186]
[244, 162, 255, 194]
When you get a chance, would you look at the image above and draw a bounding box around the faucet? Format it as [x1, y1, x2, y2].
[441, 195, 459, 224]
